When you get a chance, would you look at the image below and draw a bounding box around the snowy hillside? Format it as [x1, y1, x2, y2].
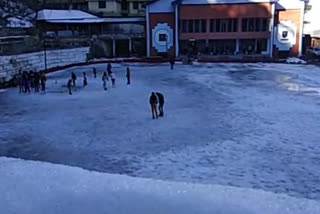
[1, 157, 319, 214]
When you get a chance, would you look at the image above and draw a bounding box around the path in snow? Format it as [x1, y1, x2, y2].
[0, 63, 320, 200]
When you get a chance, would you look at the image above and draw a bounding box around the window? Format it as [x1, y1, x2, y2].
[181, 20, 187, 33]
[242, 18, 248, 32]
[133, 2, 139, 10]
[201, 19, 206, 33]
[248, 18, 254, 32]
[262, 19, 269, 32]
[242, 18, 269, 32]
[98, 1, 106, 8]
[210, 19, 237, 33]
[188, 20, 194, 33]
[195, 20, 200, 33]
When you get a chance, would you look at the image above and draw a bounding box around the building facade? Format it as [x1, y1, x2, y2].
[146, 0, 305, 59]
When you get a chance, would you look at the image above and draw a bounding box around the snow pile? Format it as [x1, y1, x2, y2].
[286, 57, 306, 64]
[0, 157, 319, 214]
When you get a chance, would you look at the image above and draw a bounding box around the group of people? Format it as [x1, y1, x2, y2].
[66, 63, 131, 95]
[149, 92, 165, 119]
[15, 70, 47, 94]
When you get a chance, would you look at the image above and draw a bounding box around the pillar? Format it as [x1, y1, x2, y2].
[175, 5, 179, 57]
[129, 38, 132, 56]
[236, 39, 240, 54]
[112, 39, 116, 57]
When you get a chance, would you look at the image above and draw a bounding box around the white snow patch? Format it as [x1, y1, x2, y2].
[0, 157, 319, 214]
[286, 57, 306, 64]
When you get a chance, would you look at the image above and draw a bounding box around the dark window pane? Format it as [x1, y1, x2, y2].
[227, 19, 232, 32]
[133, 2, 138, 10]
[215, 19, 221, 32]
[242, 18, 247, 32]
[188, 20, 194, 33]
[248, 18, 254, 32]
[98, 1, 106, 8]
[255, 18, 261, 31]
[221, 19, 227, 32]
[201, 19, 206, 33]
[210, 19, 215, 32]
[195, 20, 200, 33]
[262, 19, 269, 31]
[233, 19, 238, 32]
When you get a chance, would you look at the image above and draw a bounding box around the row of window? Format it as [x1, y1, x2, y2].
[98, 1, 140, 10]
[180, 18, 269, 33]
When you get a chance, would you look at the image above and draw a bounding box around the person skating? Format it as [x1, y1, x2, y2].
[126, 67, 131, 85]
[156, 92, 165, 117]
[40, 72, 47, 93]
[149, 92, 158, 119]
[83, 72, 87, 87]
[34, 72, 40, 93]
[67, 79, 72, 95]
[170, 56, 175, 70]
[71, 72, 77, 87]
[102, 72, 108, 91]
[93, 67, 97, 78]
[110, 72, 116, 88]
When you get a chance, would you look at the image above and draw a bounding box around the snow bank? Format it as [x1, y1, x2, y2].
[0, 157, 319, 214]
[286, 57, 306, 64]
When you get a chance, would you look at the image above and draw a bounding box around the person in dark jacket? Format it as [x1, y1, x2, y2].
[107, 63, 112, 77]
[25, 71, 31, 93]
[126, 67, 130, 85]
[71, 72, 77, 87]
[16, 71, 24, 93]
[149, 92, 158, 119]
[170, 56, 175, 70]
[83, 72, 87, 87]
[40, 72, 47, 93]
[93, 67, 97, 78]
[156, 92, 165, 117]
[67, 79, 72, 95]
[34, 72, 40, 93]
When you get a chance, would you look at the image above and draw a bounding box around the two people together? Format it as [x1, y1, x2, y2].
[149, 92, 164, 119]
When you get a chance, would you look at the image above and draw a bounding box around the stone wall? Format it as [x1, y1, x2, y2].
[0, 47, 89, 83]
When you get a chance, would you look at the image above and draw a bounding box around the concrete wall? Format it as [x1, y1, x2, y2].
[0, 47, 89, 83]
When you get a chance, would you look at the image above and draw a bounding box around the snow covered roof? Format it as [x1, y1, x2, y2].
[6, 17, 33, 28]
[37, 9, 98, 21]
[37, 10, 145, 24]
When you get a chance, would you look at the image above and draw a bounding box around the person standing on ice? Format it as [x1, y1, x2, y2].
[93, 67, 97, 78]
[126, 67, 130, 85]
[71, 72, 77, 87]
[107, 63, 112, 77]
[34, 72, 40, 93]
[67, 79, 72, 95]
[149, 92, 158, 119]
[83, 72, 88, 87]
[156, 92, 164, 117]
[16, 71, 23, 93]
[40, 72, 47, 93]
[102, 72, 108, 91]
[169, 56, 175, 70]
[25, 71, 31, 93]
[110, 72, 116, 88]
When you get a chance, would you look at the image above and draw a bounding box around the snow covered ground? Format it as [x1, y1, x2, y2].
[1, 157, 320, 214]
[1, 62, 320, 201]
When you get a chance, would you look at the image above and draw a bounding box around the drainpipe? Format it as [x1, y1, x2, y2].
[175, 4, 179, 57]
[269, 2, 276, 58]
[146, 5, 150, 57]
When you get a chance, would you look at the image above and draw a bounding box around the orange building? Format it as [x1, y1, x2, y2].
[146, 0, 305, 59]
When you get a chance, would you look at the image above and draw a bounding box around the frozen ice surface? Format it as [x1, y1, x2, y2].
[0, 62, 320, 200]
[1, 157, 320, 214]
